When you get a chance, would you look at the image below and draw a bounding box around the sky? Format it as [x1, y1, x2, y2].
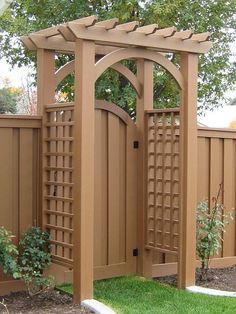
[0, 58, 30, 87]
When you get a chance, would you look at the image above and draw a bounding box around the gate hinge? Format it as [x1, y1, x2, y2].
[133, 248, 139, 256]
[133, 141, 139, 149]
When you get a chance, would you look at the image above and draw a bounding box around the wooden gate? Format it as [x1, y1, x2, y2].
[94, 100, 138, 279]
[43, 100, 138, 281]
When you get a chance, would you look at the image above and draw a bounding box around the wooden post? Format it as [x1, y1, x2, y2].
[37, 49, 55, 229]
[37, 49, 55, 115]
[136, 59, 153, 278]
[73, 39, 95, 303]
[178, 53, 198, 288]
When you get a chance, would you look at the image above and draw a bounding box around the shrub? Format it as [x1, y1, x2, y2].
[18, 227, 54, 296]
[0, 226, 54, 296]
[196, 184, 233, 280]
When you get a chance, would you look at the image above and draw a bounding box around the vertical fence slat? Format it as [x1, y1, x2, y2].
[0, 128, 13, 231]
[223, 139, 235, 257]
[94, 109, 108, 267]
[12, 129, 19, 241]
[108, 113, 120, 265]
[19, 129, 34, 233]
[119, 119, 126, 262]
[197, 137, 209, 200]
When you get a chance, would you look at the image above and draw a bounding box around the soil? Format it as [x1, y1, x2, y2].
[0, 290, 93, 314]
[156, 265, 236, 292]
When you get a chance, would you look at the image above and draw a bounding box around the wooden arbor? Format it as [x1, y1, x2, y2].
[21, 16, 212, 303]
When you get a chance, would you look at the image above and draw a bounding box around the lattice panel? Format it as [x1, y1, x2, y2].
[43, 103, 74, 267]
[146, 109, 180, 254]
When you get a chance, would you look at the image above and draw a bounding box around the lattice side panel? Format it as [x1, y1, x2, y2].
[146, 110, 180, 254]
[43, 104, 74, 267]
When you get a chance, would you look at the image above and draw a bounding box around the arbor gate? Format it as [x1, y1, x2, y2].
[22, 15, 212, 302]
[43, 100, 138, 281]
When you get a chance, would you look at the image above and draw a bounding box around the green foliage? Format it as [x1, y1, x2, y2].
[0, 87, 19, 114]
[0, 227, 53, 296]
[196, 184, 233, 279]
[0, 227, 20, 279]
[18, 227, 54, 295]
[0, 0, 236, 114]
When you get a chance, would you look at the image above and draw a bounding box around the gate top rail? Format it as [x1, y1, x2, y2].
[145, 108, 180, 114]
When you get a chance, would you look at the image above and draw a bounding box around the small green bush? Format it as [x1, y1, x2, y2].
[0, 226, 54, 296]
[196, 184, 233, 279]
[19, 227, 54, 295]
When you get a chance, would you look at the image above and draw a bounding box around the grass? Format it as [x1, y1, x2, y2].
[59, 276, 236, 314]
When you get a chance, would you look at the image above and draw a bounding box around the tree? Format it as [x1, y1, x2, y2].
[0, 78, 20, 113]
[0, 0, 235, 115]
[16, 73, 37, 115]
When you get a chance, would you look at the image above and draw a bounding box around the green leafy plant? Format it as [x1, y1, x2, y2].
[196, 184, 234, 280]
[18, 227, 54, 296]
[0, 226, 54, 296]
[0, 227, 20, 279]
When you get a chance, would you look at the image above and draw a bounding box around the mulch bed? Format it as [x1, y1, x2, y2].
[0, 290, 93, 314]
[156, 265, 236, 292]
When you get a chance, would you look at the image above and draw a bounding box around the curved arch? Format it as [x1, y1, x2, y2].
[55, 60, 142, 97]
[95, 48, 184, 89]
[55, 60, 74, 85]
[95, 99, 134, 125]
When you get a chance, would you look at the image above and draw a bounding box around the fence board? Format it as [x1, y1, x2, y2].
[108, 112, 121, 265]
[94, 109, 108, 267]
[19, 129, 34, 233]
[223, 139, 235, 257]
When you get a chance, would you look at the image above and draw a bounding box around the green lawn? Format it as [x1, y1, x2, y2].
[59, 276, 236, 314]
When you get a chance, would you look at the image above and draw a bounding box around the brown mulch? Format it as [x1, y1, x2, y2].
[156, 265, 236, 292]
[0, 290, 93, 314]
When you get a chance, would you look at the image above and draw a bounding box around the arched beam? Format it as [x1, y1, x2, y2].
[55, 59, 142, 97]
[95, 48, 184, 90]
[111, 63, 142, 97]
[55, 60, 74, 85]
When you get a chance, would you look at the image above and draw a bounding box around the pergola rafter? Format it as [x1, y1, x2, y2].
[21, 15, 212, 54]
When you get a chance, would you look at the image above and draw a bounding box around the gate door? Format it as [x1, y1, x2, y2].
[94, 100, 138, 279]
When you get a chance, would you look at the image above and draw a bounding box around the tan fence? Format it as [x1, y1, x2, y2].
[1, 109, 236, 293]
[149, 110, 236, 277]
[0, 115, 41, 295]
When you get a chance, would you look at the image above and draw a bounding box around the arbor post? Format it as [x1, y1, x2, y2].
[178, 53, 198, 288]
[136, 59, 153, 277]
[73, 39, 95, 303]
[37, 49, 55, 115]
[37, 49, 55, 228]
